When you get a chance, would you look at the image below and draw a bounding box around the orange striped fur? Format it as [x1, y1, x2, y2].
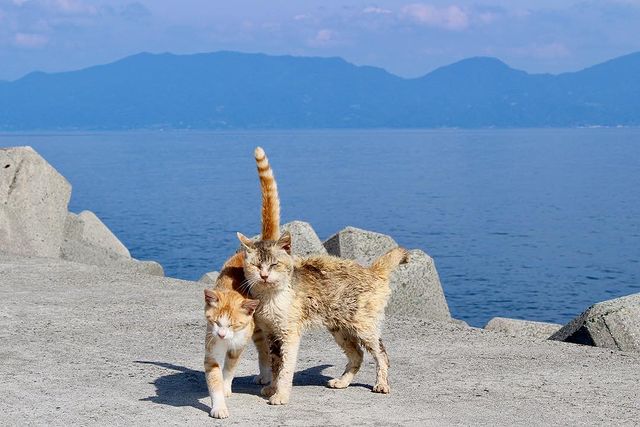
[254, 146, 280, 241]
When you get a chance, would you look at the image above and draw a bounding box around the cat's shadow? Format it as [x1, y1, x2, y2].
[136, 361, 371, 414]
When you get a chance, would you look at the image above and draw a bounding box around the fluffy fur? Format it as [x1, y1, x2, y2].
[237, 231, 409, 405]
[203, 289, 259, 418]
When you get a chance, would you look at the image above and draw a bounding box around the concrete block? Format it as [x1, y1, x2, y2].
[387, 249, 451, 321]
[0, 146, 71, 257]
[60, 238, 164, 276]
[485, 317, 561, 340]
[323, 226, 397, 266]
[282, 221, 327, 257]
[199, 271, 220, 284]
[550, 293, 640, 352]
[64, 211, 130, 258]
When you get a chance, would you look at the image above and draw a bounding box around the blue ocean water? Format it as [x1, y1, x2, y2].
[1, 129, 638, 327]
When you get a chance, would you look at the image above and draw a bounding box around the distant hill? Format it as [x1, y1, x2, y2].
[1, 51, 639, 129]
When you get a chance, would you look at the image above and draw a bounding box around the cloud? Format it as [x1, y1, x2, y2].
[400, 3, 469, 31]
[50, 0, 98, 15]
[363, 6, 392, 15]
[309, 28, 337, 47]
[120, 2, 151, 21]
[14, 32, 48, 48]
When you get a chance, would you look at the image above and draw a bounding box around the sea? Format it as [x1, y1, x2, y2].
[1, 128, 638, 327]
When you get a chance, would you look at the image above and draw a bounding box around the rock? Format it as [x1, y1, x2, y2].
[485, 317, 561, 340]
[199, 271, 220, 284]
[60, 238, 164, 276]
[64, 211, 131, 258]
[549, 293, 640, 352]
[387, 249, 451, 321]
[451, 318, 470, 328]
[282, 221, 327, 257]
[323, 226, 397, 266]
[0, 146, 71, 258]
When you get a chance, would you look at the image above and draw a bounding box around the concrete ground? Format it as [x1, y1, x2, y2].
[1, 253, 639, 426]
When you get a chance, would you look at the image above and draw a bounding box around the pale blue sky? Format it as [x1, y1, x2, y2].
[1, 0, 640, 80]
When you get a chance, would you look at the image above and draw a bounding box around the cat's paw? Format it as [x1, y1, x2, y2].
[268, 392, 289, 405]
[260, 385, 277, 397]
[327, 378, 349, 389]
[253, 373, 271, 385]
[210, 406, 230, 419]
[372, 383, 390, 394]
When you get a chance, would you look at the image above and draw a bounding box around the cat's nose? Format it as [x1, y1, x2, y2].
[260, 272, 269, 280]
[217, 330, 227, 338]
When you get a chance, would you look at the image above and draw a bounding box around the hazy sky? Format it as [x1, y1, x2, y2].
[1, 0, 640, 80]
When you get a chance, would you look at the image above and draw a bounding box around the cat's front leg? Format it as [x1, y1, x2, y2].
[205, 356, 229, 418]
[252, 324, 272, 385]
[223, 348, 244, 397]
[261, 333, 283, 397]
[268, 334, 301, 405]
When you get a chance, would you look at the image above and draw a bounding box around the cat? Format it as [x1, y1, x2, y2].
[237, 231, 409, 405]
[209, 146, 280, 389]
[203, 288, 259, 418]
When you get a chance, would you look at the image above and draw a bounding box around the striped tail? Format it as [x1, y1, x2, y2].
[370, 247, 410, 277]
[254, 147, 280, 241]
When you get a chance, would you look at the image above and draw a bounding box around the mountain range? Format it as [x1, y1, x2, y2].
[1, 50, 639, 129]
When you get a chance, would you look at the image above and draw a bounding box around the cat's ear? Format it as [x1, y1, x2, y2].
[241, 298, 260, 315]
[277, 231, 292, 254]
[237, 232, 256, 251]
[204, 289, 219, 306]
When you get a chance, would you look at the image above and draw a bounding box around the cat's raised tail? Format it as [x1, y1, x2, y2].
[255, 147, 280, 241]
[370, 247, 410, 276]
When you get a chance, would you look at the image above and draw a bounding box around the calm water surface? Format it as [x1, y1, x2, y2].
[1, 129, 638, 327]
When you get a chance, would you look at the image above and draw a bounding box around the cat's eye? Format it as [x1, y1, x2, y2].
[214, 321, 221, 327]
[270, 262, 278, 268]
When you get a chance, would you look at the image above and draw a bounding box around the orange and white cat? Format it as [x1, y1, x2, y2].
[203, 289, 259, 418]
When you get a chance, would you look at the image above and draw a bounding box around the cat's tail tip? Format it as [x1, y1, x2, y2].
[371, 247, 410, 275]
[254, 146, 266, 160]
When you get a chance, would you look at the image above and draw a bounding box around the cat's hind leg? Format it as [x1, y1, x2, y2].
[359, 331, 391, 394]
[327, 328, 363, 389]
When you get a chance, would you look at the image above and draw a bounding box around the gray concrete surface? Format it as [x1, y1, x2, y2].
[485, 317, 561, 340]
[550, 293, 640, 352]
[388, 249, 451, 321]
[0, 146, 71, 258]
[1, 253, 639, 426]
[64, 211, 131, 258]
[60, 238, 164, 276]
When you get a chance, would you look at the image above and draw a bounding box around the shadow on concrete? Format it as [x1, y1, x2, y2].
[136, 361, 366, 413]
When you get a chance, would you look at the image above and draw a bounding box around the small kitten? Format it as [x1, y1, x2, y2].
[203, 288, 259, 418]
[237, 231, 409, 405]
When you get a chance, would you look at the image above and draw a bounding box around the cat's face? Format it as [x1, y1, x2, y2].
[237, 231, 294, 293]
[204, 289, 259, 340]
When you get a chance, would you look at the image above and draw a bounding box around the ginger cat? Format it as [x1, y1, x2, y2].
[203, 289, 259, 418]
[237, 231, 409, 405]
[204, 145, 280, 417]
